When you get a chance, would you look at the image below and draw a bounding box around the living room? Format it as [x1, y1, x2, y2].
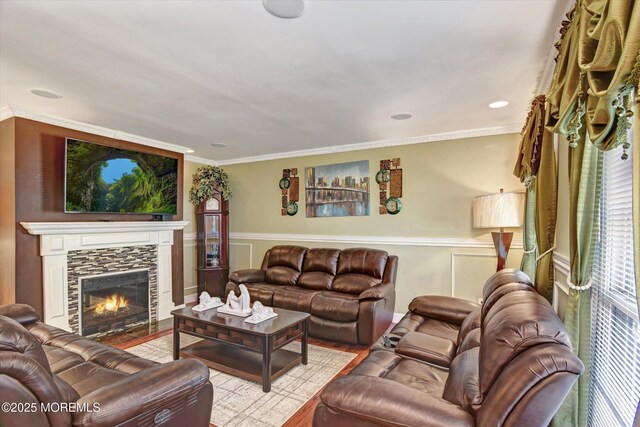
[1, 1, 638, 426]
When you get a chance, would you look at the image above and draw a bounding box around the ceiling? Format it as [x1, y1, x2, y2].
[0, 1, 568, 162]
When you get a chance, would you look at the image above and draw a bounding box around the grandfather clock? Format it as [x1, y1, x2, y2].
[195, 190, 229, 298]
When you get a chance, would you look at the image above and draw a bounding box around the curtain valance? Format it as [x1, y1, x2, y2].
[546, 0, 640, 158]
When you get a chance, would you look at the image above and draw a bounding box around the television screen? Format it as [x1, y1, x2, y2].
[65, 138, 178, 214]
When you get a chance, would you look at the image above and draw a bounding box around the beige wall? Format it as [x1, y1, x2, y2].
[0, 118, 16, 304]
[183, 132, 525, 310]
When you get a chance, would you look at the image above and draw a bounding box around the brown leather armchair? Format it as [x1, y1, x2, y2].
[0, 304, 213, 427]
[226, 245, 398, 345]
[314, 272, 584, 426]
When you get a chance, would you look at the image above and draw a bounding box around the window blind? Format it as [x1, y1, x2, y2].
[588, 138, 639, 427]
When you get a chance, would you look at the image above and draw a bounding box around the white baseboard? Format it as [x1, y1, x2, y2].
[184, 293, 198, 304]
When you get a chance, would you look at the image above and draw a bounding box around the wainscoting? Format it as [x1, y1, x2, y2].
[183, 232, 523, 311]
[553, 252, 571, 319]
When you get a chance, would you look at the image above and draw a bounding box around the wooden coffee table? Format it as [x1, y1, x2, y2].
[171, 306, 310, 392]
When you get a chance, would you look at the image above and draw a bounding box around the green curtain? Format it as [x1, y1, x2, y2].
[534, 129, 558, 302]
[514, 96, 558, 300]
[634, 92, 640, 427]
[521, 186, 537, 279]
[552, 130, 602, 427]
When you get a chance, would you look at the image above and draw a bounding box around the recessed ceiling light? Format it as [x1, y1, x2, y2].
[185, 149, 195, 153]
[211, 143, 228, 148]
[391, 112, 413, 120]
[263, 0, 307, 19]
[30, 88, 62, 99]
[489, 100, 509, 109]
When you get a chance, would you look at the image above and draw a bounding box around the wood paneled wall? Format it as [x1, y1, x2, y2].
[5, 118, 184, 315]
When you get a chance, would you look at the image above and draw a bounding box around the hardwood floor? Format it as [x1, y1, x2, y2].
[111, 318, 381, 427]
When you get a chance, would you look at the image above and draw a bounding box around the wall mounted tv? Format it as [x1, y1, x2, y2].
[65, 138, 178, 215]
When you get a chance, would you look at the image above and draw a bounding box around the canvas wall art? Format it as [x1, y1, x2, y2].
[305, 160, 370, 217]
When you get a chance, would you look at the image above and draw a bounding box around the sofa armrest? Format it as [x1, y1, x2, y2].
[228, 269, 265, 284]
[408, 296, 480, 325]
[358, 281, 394, 300]
[73, 359, 213, 427]
[319, 375, 474, 427]
[0, 304, 39, 325]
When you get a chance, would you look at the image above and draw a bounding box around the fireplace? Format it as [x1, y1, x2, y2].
[80, 270, 150, 337]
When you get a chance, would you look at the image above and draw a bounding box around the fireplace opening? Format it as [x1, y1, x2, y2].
[80, 270, 150, 337]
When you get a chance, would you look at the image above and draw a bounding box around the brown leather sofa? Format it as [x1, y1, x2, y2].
[313, 270, 584, 426]
[226, 245, 398, 345]
[0, 304, 213, 427]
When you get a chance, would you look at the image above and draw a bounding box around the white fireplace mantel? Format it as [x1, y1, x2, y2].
[21, 221, 189, 331]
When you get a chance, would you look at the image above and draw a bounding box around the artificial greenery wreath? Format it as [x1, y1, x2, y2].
[189, 165, 232, 205]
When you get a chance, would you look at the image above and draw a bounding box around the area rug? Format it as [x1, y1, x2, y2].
[126, 334, 356, 427]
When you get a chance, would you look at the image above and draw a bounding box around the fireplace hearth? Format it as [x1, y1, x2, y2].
[81, 270, 150, 337]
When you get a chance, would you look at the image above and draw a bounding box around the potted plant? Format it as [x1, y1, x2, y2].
[189, 165, 232, 205]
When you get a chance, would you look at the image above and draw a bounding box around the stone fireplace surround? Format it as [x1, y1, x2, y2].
[20, 221, 188, 332]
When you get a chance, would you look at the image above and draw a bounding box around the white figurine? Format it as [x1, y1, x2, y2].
[218, 284, 252, 316]
[192, 291, 223, 312]
[245, 301, 277, 324]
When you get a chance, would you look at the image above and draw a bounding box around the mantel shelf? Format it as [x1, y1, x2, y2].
[20, 221, 189, 235]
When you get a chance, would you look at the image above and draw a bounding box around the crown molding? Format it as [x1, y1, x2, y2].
[184, 154, 219, 166]
[208, 123, 523, 166]
[0, 105, 192, 154]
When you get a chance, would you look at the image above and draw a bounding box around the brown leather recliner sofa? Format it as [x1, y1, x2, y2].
[226, 245, 398, 345]
[313, 270, 584, 426]
[0, 304, 213, 427]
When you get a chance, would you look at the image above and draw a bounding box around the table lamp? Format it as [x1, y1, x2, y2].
[473, 189, 525, 271]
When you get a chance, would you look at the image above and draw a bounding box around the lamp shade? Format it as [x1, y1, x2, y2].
[473, 191, 524, 229]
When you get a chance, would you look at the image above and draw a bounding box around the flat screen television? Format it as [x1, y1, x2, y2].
[65, 138, 178, 215]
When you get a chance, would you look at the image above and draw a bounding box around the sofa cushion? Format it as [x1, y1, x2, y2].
[457, 307, 481, 347]
[336, 248, 388, 279]
[272, 286, 321, 312]
[0, 315, 52, 376]
[392, 313, 461, 344]
[298, 271, 335, 290]
[242, 283, 280, 306]
[443, 347, 481, 415]
[266, 245, 307, 271]
[395, 332, 457, 367]
[303, 248, 340, 275]
[457, 328, 481, 354]
[354, 350, 449, 396]
[42, 345, 87, 374]
[310, 291, 360, 322]
[265, 266, 301, 286]
[56, 361, 129, 397]
[29, 323, 157, 375]
[332, 273, 381, 294]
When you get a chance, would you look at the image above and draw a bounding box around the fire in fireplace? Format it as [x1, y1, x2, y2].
[80, 270, 150, 337]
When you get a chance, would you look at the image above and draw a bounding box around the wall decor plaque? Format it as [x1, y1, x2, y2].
[280, 168, 299, 216]
[377, 158, 403, 215]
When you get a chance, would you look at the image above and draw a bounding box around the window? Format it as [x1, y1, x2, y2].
[588, 138, 639, 427]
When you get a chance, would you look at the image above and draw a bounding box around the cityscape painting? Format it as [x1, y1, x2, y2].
[305, 160, 370, 217]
